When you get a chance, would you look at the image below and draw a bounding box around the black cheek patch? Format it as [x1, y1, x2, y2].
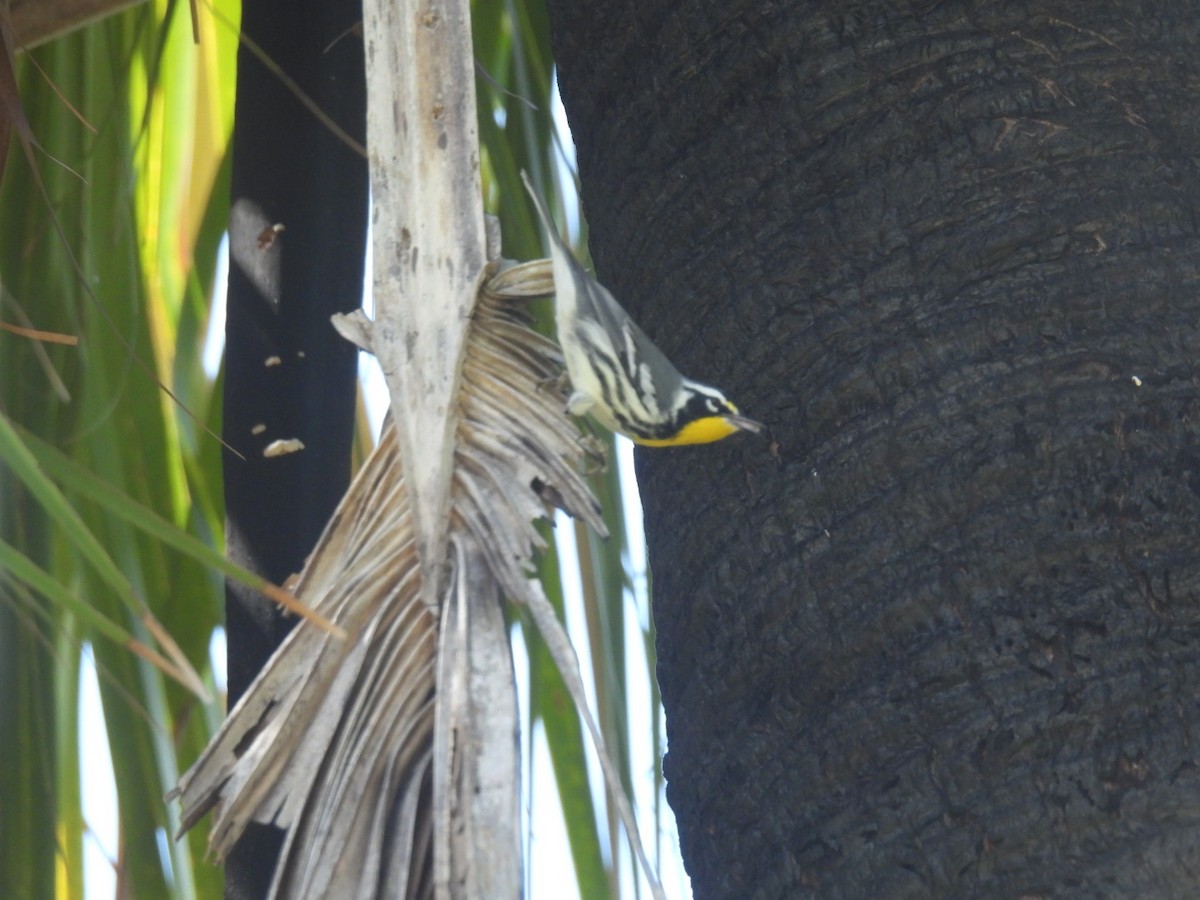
[682, 393, 714, 422]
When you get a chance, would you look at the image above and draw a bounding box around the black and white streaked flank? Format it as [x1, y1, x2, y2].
[521, 171, 762, 446]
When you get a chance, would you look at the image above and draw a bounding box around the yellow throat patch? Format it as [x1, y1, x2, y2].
[633, 416, 741, 447]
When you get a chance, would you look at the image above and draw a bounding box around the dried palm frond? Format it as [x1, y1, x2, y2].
[170, 259, 665, 898]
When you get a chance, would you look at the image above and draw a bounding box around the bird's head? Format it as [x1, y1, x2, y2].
[634, 382, 763, 447]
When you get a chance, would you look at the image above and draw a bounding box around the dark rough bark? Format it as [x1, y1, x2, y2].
[221, 1, 366, 897]
[547, 1, 1200, 897]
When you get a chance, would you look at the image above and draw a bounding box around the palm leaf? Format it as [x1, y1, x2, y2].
[0, 2, 234, 897]
[172, 264, 606, 896]
[1, 0, 669, 896]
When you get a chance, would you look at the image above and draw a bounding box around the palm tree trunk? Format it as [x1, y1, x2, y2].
[549, 1, 1200, 895]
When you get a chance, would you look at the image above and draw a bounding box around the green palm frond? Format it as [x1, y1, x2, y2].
[0, 2, 234, 897]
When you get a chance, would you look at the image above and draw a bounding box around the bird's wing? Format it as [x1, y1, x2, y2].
[574, 274, 684, 418]
[521, 171, 684, 414]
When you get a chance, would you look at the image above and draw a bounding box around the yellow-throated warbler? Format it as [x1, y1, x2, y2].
[523, 172, 763, 447]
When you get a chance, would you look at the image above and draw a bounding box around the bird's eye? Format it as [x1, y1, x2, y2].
[707, 398, 720, 413]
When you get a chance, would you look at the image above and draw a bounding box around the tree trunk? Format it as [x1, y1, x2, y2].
[547, 2, 1200, 896]
[222, 1, 366, 896]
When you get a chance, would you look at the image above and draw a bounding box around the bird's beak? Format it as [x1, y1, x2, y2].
[725, 414, 764, 434]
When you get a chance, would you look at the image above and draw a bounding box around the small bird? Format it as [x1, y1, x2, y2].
[522, 172, 763, 447]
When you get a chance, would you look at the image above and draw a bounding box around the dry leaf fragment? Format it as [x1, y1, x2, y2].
[264, 438, 305, 457]
[257, 223, 286, 249]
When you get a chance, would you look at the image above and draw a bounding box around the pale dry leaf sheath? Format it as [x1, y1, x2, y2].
[171, 264, 605, 899]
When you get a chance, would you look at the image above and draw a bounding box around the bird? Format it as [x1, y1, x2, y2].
[522, 172, 763, 447]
